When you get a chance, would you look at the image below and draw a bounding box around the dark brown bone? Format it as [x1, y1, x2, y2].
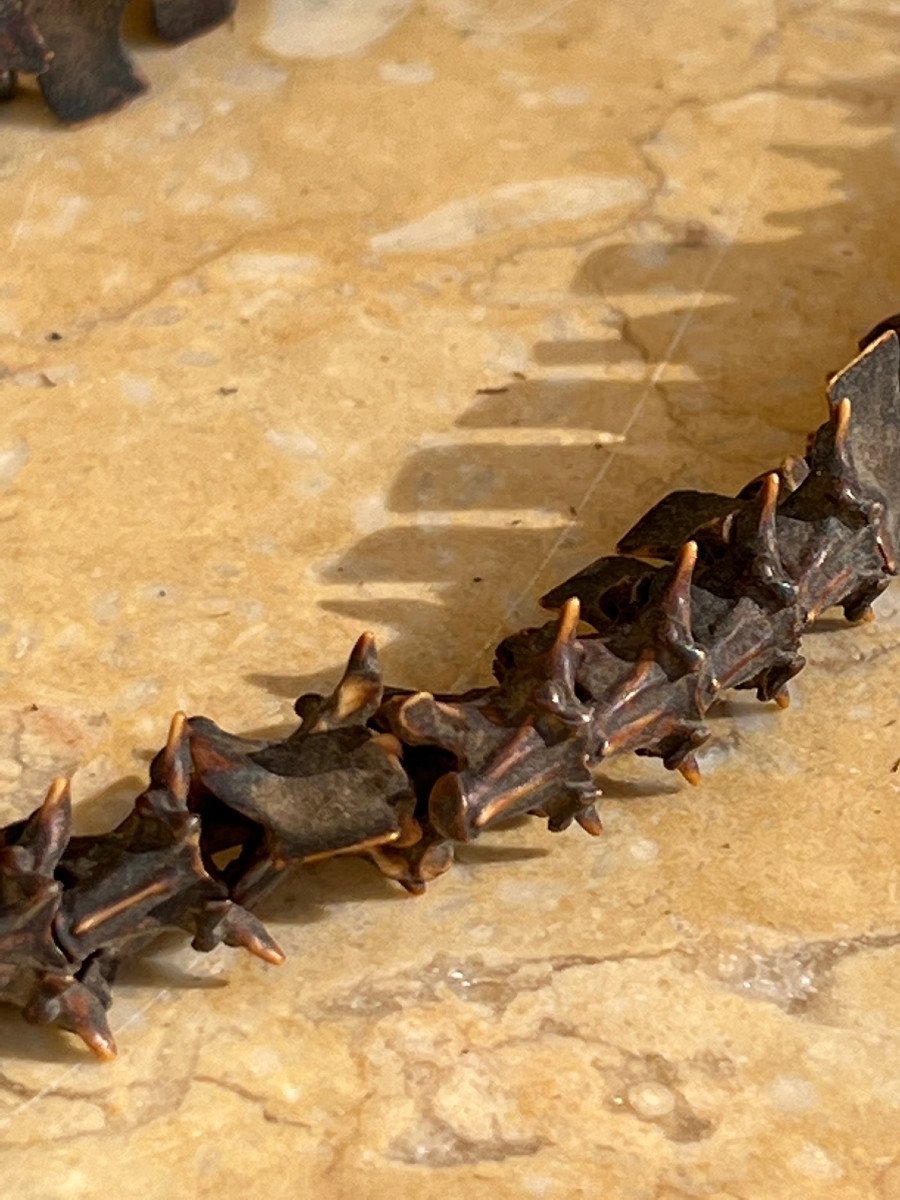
[0, 0, 47, 70]
[182, 635, 418, 907]
[0, 777, 118, 1057]
[0, 0, 47, 100]
[0, 0, 235, 119]
[57, 714, 283, 967]
[22, 1, 145, 121]
[1, 328, 898, 1059]
[152, 0, 235, 42]
[0, 717, 282, 1057]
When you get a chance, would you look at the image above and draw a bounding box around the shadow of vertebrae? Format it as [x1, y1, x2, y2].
[308, 59, 900, 699]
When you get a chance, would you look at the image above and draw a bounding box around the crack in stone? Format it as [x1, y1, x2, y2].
[0, 1028, 203, 1145]
[705, 929, 900, 1015]
[603, 1048, 718, 1144]
[193, 1073, 313, 1130]
[389, 1113, 546, 1167]
[388, 1056, 547, 1168]
[529, 1021, 723, 1145]
[315, 945, 682, 1020]
[0, 704, 108, 817]
[0, 1068, 113, 1136]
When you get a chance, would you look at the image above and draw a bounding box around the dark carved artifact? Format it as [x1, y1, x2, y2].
[1, 323, 898, 1057]
[0, 0, 236, 121]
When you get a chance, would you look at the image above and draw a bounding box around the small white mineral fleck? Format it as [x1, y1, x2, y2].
[627, 1081, 676, 1119]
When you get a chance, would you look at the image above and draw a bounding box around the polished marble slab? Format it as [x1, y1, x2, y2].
[0, 2, 898, 1197]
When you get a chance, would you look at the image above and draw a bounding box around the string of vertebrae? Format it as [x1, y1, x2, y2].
[2, 324, 898, 1060]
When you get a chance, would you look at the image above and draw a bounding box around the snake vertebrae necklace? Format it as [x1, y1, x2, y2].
[2, 321, 898, 1059]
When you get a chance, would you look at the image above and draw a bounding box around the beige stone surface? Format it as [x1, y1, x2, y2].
[0, 1, 898, 1196]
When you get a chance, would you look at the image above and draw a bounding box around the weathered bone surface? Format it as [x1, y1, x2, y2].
[1, 325, 898, 1058]
[0, 0, 235, 120]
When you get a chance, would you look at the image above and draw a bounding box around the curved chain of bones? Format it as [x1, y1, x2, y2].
[2, 321, 899, 1059]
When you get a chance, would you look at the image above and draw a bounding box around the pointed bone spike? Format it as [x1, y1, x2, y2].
[544, 596, 582, 703]
[821, 394, 857, 488]
[12, 776, 72, 876]
[41, 774, 71, 824]
[834, 395, 852, 454]
[222, 908, 286, 964]
[162, 711, 191, 803]
[24, 978, 117, 1061]
[677, 755, 702, 786]
[555, 596, 581, 646]
[243, 935, 285, 965]
[68, 1008, 117, 1061]
[657, 541, 704, 672]
[576, 806, 603, 836]
[28, 776, 72, 875]
[747, 471, 795, 605]
[166, 710, 188, 749]
[81, 1025, 117, 1061]
[329, 631, 383, 723]
[759, 472, 779, 528]
[753, 473, 783, 563]
[666, 540, 697, 626]
[191, 898, 284, 961]
[348, 630, 378, 670]
[7, 780, 70, 880]
[44, 777, 70, 807]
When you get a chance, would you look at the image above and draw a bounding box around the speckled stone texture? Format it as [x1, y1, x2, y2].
[0, 2, 898, 1198]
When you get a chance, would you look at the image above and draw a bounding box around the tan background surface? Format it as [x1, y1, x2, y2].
[0, 1, 898, 1196]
